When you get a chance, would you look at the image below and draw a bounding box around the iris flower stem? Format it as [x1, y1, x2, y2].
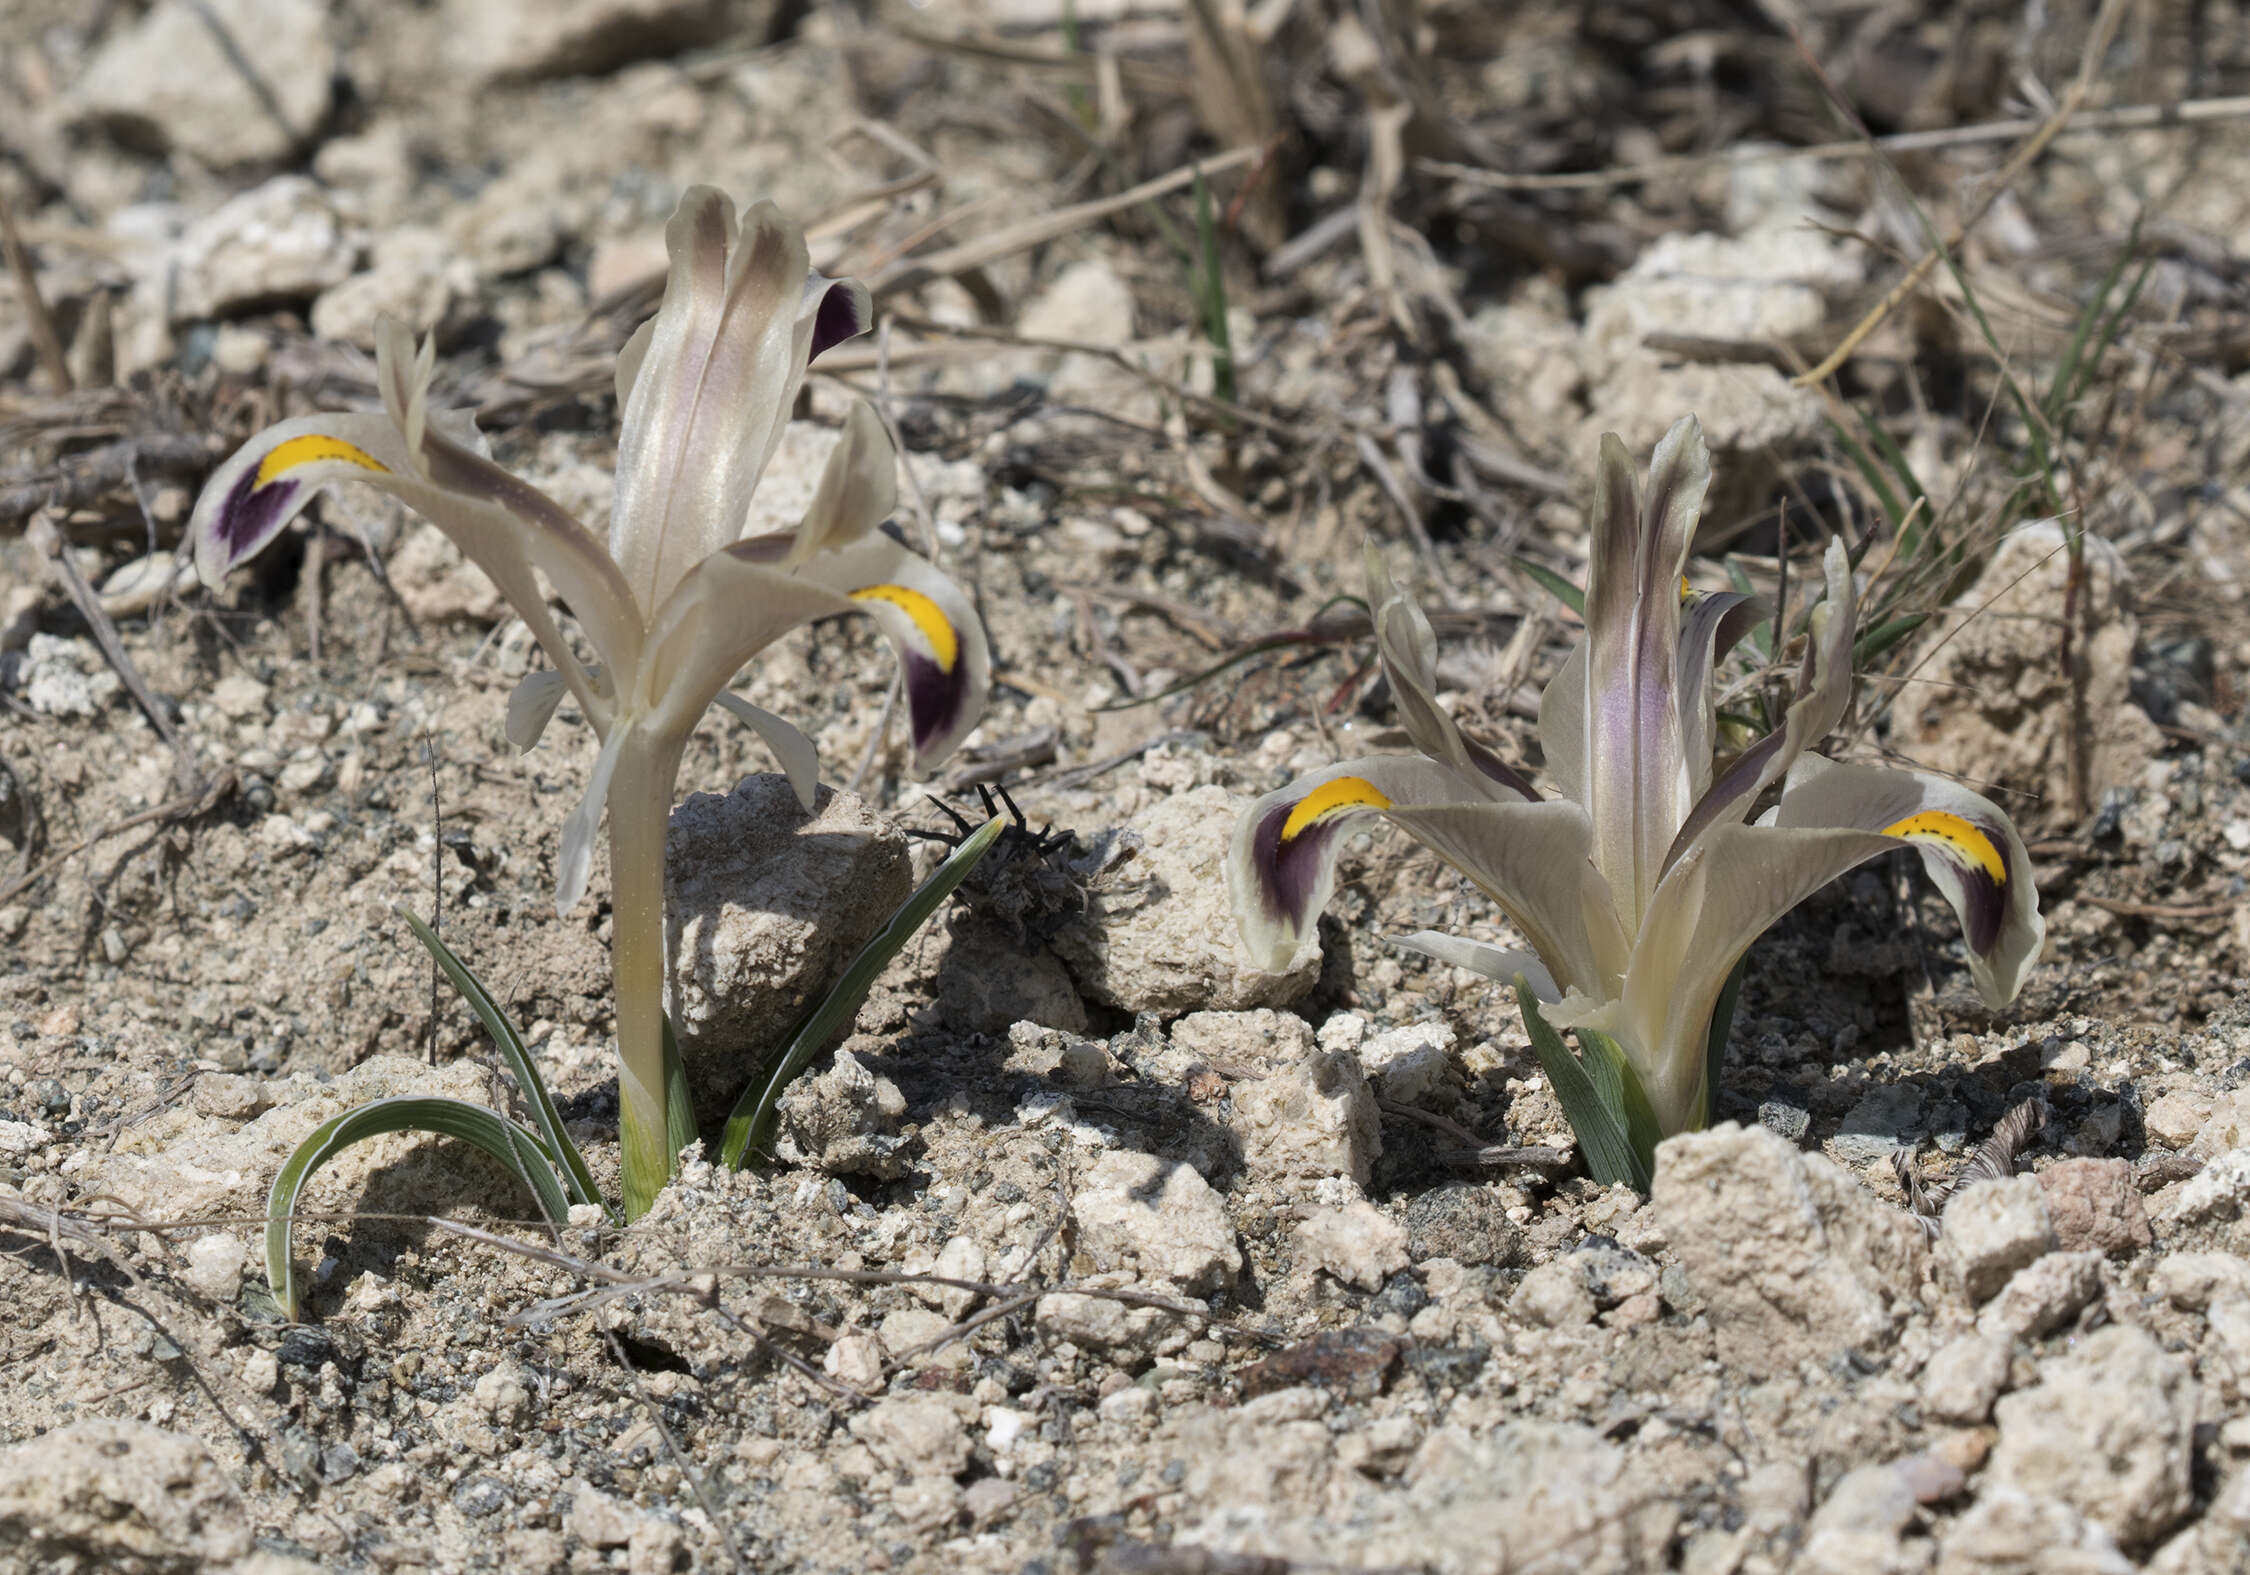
[607, 733, 692, 1219]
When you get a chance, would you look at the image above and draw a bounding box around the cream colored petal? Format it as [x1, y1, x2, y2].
[712, 692, 820, 811]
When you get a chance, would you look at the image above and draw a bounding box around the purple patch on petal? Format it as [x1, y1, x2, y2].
[902, 649, 966, 753]
[1250, 800, 1341, 928]
[212, 468, 301, 568]
[809, 281, 872, 362]
[1955, 823, 2010, 955]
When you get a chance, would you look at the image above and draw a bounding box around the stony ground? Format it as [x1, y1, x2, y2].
[8, 1, 2250, 1572]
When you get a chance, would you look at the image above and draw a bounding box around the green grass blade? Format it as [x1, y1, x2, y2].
[395, 908, 610, 1219]
[1514, 979, 1649, 1191]
[1854, 611, 1929, 667]
[2048, 216, 2145, 424]
[1827, 415, 1906, 536]
[1575, 1027, 1664, 1189]
[265, 1095, 571, 1321]
[1724, 559, 1773, 659]
[1192, 168, 1236, 407]
[1512, 556, 1585, 617]
[722, 815, 1007, 1169]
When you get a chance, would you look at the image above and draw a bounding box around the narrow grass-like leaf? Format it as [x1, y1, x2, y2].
[265, 1095, 570, 1321]
[1515, 979, 1649, 1191]
[722, 815, 1007, 1168]
[1512, 556, 1585, 617]
[1724, 558, 1773, 659]
[1827, 415, 1906, 538]
[1192, 168, 1236, 407]
[1854, 611, 1929, 667]
[396, 908, 609, 1219]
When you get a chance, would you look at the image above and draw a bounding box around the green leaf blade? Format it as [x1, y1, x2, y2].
[396, 907, 611, 1220]
[722, 814, 1007, 1169]
[265, 1094, 571, 1321]
[1514, 979, 1652, 1192]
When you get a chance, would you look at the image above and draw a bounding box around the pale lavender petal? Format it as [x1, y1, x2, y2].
[782, 402, 897, 568]
[1581, 416, 1709, 929]
[555, 724, 628, 916]
[1368, 547, 1537, 801]
[1676, 588, 1765, 796]
[713, 692, 821, 811]
[1390, 930, 1559, 1001]
[505, 669, 570, 752]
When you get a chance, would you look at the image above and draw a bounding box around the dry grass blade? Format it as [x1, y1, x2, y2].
[0, 187, 71, 394]
[1793, 0, 2136, 385]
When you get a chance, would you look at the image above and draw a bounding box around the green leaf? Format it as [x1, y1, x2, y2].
[396, 908, 611, 1221]
[1514, 979, 1652, 1192]
[722, 814, 1008, 1169]
[1192, 167, 1236, 408]
[1724, 558, 1774, 661]
[1512, 556, 1585, 617]
[265, 1095, 571, 1321]
[1854, 611, 1929, 667]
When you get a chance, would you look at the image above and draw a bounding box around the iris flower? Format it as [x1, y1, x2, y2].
[1230, 416, 2041, 1167]
[190, 189, 990, 1216]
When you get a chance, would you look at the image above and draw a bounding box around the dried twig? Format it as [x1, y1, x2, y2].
[0, 774, 231, 907]
[1418, 93, 2250, 194]
[0, 186, 70, 393]
[1792, 0, 2134, 385]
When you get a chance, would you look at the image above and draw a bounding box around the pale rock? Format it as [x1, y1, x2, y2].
[65, 0, 333, 166]
[1652, 1124, 1928, 1376]
[665, 776, 912, 1116]
[473, 1363, 530, 1426]
[1919, 1333, 2011, 1425]
[1357, 1020, 1454, 1104]
[1013, 260, 1152, 416]
[773, 1050, 910, 1180]
[1987, 1325, 2197, 1546]
[314, 123, 417, 228]
[876, 1308, 950, 1358]
[929, 919, 1090, 1037]
[2151, 1250, 2250, 1311]
[390, 521, 506, 623]
[1170, 1008, 1316, 1074]
[1937, 1177, 2056, 1303]
[889, 1475, 960, 1534]
[240, 1348, 279, 1394]
[1935, 1489, 2134, 1575]
[0, 1122, 44, 1157]
[1510, 1257, 1597, 1329]
[962, 1475, 1017, 1526]
[2165, 1149, 2250, 1228]
[2190, 1087, 2250, 1158]
[2037, 1158, 2151, 1257]
[925, 1235, 987, 1320]
[2206, 1296, 2250, 1393]
[851, 1397, 970, 1478]
[1295, 1201, 1409, 1291]
[1001, 1021, 1109, 1089]
[1052, 785, 1319, 1012]
[1228, 1049, 1381, 1184]
[311, 227, 476, 349]
[97, 550, 193, 619]
[0, 1420, 253, 1568]
[1907, 523, 2160, 809]
[191, 1073, 272, 1120]
[445, 0, 751, 83]
[2145, 1460, 2250, 1574]
[445, 168, 571, 277]
[22, 634, 120, 718]
[170, 178, 360, 322]
[209, 672, 270, 719]
[1096, 1386, 1155, 1427]
[2144, 1091, 2213, 1150]
[1033, 1290, 1178, 1352]
[1459, 301, 1585, 451]
[1800, 1453, 1962, 1575]
[1071, 1150, 1239, 1292]
[1976, 1250, 2103, 1341]
[567, 1484, 639, 1548]
[95, 1055, 501, 1222]
[823, 1333, 884, 1388]
[627, 1518, 682, 1575]
[182, 1232, 248, 1302]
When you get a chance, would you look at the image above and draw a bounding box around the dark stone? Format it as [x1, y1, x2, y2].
[1367, 1272, 1428, 1322]
[1408, 1343, 1490, 1389]
[453, 1477, 510, 1518]
[1236, 1328, 1401, 1401]
[1757, 1098, 1811, 1144]
[1403, 1183, 1523, 1267]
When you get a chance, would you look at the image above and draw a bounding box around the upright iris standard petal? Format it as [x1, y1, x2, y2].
[1675, 589, 1764, 795]
[609, 191, 812, 614]
[1580, 416, 1709, 929]
[783, 402, 897, 569]
[1368, 549, 1538, 800]
[1666, 535, 1854, 868]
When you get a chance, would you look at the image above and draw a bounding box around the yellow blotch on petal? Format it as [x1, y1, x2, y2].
[1281, 776, 1392, 844]
[1881, 810, 2006, 884]
[850, 585, 958, 672]
[255, 434, 388, 488]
